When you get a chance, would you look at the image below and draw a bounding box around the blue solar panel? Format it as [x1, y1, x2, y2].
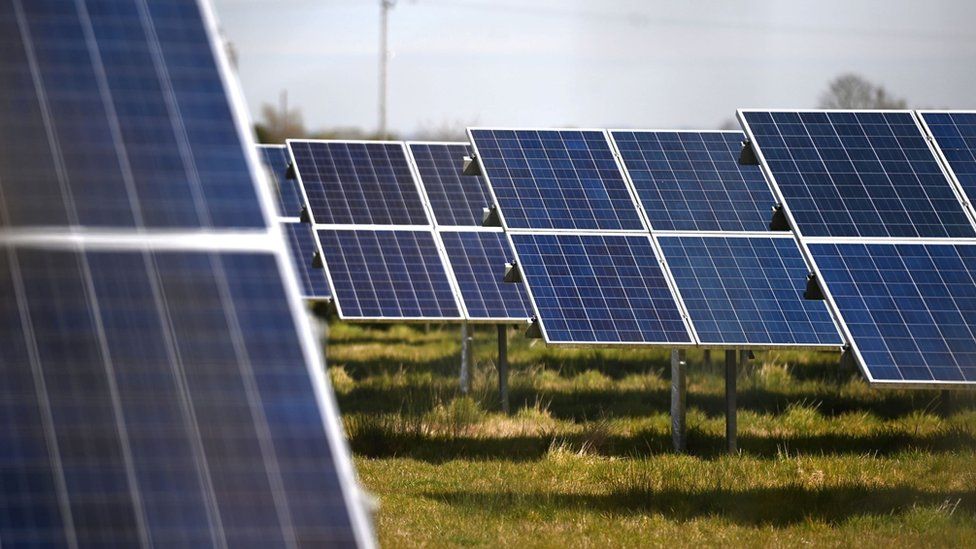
[318, 229, 461, 319]
[740, 110, 975, 238]
[920, 111, 976, 209]
[510, 233, 690, 344]
[283, 221, 331, 299]
[810, 242, 976, 385]
[409, 142, 492, 226]
[658, 235, 841, 346]
[469, 129, 645, 231]
[259, 145, 304, 218]
[440, 231, 533, 320]
[0, 0, 266, 229]
[1, 247, 363, 546]
[289, 140, 430, 225]
[611, 131, 775, 232]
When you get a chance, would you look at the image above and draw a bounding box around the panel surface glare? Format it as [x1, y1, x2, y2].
[289, 141, 429, 225]
[283, 221, 331, 299]
[740, 111, 974, 238]
[0, 0, 265, 229]
[510, 233, 690, 344]
[317, 229, 461, 319]
[469, 129, 644, 231]
[612, 131, 775, 232]
[810, 242, 976, 384]
[409, 143, 492, 226]
[658, 236, 841, 346]
[259, 145, 304, 218]
[440, 231, 532, 320]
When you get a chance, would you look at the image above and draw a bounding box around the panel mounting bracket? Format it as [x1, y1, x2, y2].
[840, 345, 857, 369]
[285, 162, 297, 180]
[462, 154, 483, 176]
[482, 204, 502, 227]
[739, 139, 759, 165]
[769, 204, 790, 231]
[312, 251, 324, 269]
[804, 273, 825, 300]
[299, 205, 311, 223]
[525, 317, 543, 339]
[503, 260, 522, 284]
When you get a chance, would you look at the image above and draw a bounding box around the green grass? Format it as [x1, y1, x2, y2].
[325, 322, 976, 547]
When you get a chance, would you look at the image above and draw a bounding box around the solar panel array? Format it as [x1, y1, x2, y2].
[0, 0, 373, 546]
[258, 144, 304, 218]
[741, 109, 976, 387]
[408, 142, 493, 226]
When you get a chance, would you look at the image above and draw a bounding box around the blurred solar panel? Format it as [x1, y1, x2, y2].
[289, 140, 430, 225]
[283, 221, 331, 300]
[658, 235, 841, 346]
[0, 0, 373, 546]
[408, 142, 492, 226]
[468, 129, 645, 231]
[509, 233, 690, 344]
[810, 242, 976, 385]
[739, 110, 974, 238]
[0, 0, 266, 229]
[317, 229, 462, 320]
[611, 130, 775, 232]
[440, 230, 532, 321]
[920, 111, 976, 209]
[259, 145, 304, 218]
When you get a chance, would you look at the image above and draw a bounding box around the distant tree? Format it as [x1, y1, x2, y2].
[818, 73, 907, 109]
[256, 93, 307, 143]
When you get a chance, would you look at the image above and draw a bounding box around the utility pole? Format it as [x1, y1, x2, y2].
[379, 0, 396, 137]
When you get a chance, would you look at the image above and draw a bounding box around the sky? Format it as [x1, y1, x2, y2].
[212, 0, 976, 136]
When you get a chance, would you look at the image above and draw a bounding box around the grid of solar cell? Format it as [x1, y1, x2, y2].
[440, 231, 532, 320]
[920, 111, 976, 210]
[468, 129, 645, 231]
[283, 221, 331, 299]
[259, 145, 304, 218]
[810, 242, 976, 384]
[658, 235, 841, 346]
[0, 0, 266, 229]
[739, 110, 974, 238]
[289, 140, 430, 225]
[611, 131, 775, 232]
[317, 229, 462, 319]
[509, 233, 690, 344]
[409, 142, 492, 226]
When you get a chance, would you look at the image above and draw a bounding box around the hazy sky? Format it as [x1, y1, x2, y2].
[212, 0, 976, 136]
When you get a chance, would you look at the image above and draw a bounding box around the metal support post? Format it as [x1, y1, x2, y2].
[497, 325, 509, 414]
[460, 323, 472, 394]
[725, 350, 737, 454]
[671, 349, 687, 453]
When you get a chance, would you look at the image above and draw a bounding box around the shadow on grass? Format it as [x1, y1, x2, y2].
[349, 428, 976, 463]
[421, 485, 976, 526]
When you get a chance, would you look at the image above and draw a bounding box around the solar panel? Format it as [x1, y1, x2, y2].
[611, 130, 776, 232]
[288, 140, 430, 226]
[0, 0, 373, 545]
[738, 110, 975, 238]
[810, 242, 976, 385]
[259, 145, 304, 218]
[317, 229, 462, 320]
[509, 233, 691, 344]
[657, 235, 841, 346]
[468, 129, 645, 231]
[440, 230, 532, 321]
[283, 221, 331, 300]
[0, 0, 266, 229]
[408, 142, 492, 226]
[919, 111, 976, 212]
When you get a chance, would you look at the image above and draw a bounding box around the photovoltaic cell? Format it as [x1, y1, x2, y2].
[409, 143, 492, 226]
[317, 229, 461, 319]
[283, 221, 331, 299]
[920, 111, 976, 208]
[469, 129, 645, 231]
[259, 145, 304, 218]
[612, 131, 775, 232]
[0, 0, 266, 229]
[510, 233, 690, 344]
[810, 242, 976, 384]
[289, 141, 430, 226]
[440, 231, 532, 320]
[658, 236, 841, 346]
[740, 110, 974, 238]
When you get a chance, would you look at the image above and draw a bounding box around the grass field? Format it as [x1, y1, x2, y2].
[325, 321, 976, 547]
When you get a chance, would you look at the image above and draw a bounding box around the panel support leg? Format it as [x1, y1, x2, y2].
[703, 349, 712, 369]
[671, 349, 687, 453]
[725, 350, 738, 454]
[460, 323, 472, 394]
[497, 325, 509, 414]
